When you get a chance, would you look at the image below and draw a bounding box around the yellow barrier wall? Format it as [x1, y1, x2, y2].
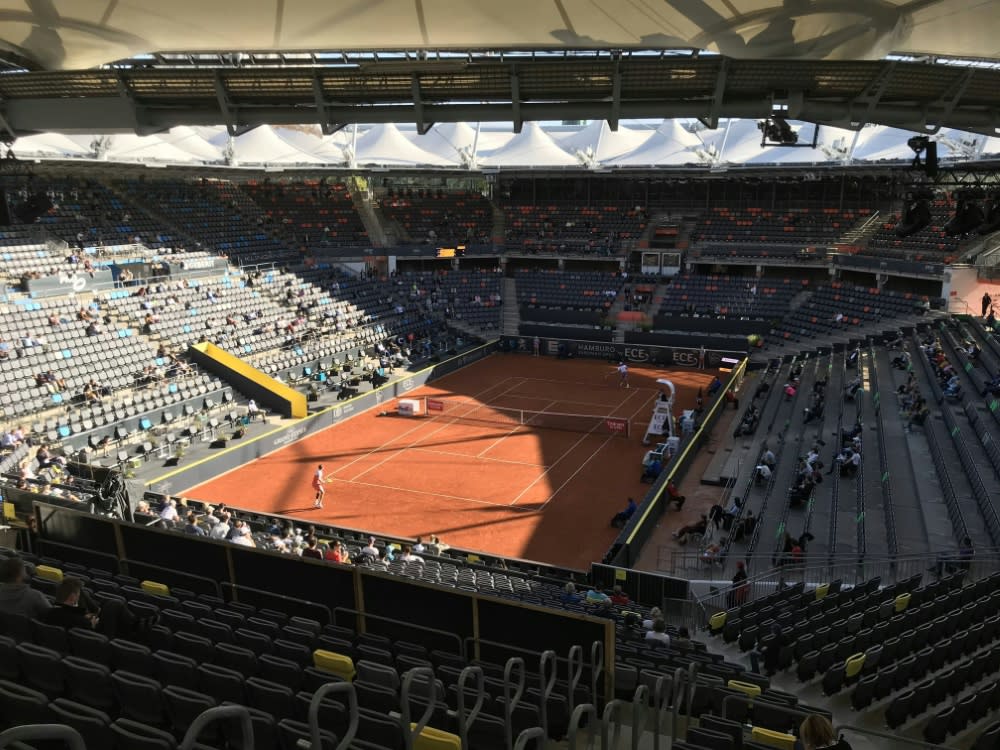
[189, 341, 308, 418]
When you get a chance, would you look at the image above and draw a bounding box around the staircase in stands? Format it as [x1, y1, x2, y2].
[501, 277, 519, 336]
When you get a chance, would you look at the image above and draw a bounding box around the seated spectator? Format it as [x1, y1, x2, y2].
[43, 576, 153, 640]
[641, 607, 662, 630]
[324, 541, 347, 563]
[645, 619, 670, 646]
[0, 557, 51, 619]
[182, 512, 205, 536]
[754, 463, 772, 486]
[611, 497, 638, 528]
[585, 588, 612, 608]
[210, 512, 231, 539]
[301, 536, 323, 560]
[399, 544, 423, 563]
[230, 522, 256, 547]
[425, 534, 448, 556]
[672, 515, 708, 545]
[159, 498, 179, 524]
[673, 626, 694, 651]
[609, 585, 630, 605]
[560, 582, 583, 605]
[799, 715, 851, 750]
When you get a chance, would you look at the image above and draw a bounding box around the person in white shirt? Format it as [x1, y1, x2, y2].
[617, 362, 629, 389]
[159, 498, 178, 522]
[754, 463, 772, 486]
[400, 545, 423, 563]
[247, 399, 262, 422]
[641, 607, 662, 630]
[361, 537, 379, 558]
[645, 620, 670, 645]
[230, 523, 255, 547]
[412, 537, 426, 554]
[210, 513, 231, 540]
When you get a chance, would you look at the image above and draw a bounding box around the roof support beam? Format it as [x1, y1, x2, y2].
[847, 61, 896, 130]
[312, 71, 334, 136]
[926, 67, 976, 134]
[214, 71, 242, 137]
[411, 74, 433, 135]
[608, 62, 621, 131]
[700, 57, 728, 130]
[511, 68, 522, 133]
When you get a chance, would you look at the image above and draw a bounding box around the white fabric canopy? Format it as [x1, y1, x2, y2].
[229, 126, 329, 165]
[352, 123, 455, 167]
[12, 133, 92, 159]
[479, 122, 578, 167]
[610, 120, 704, 166]
[409, 122, 478, 164]
[155, 127, 224, 161]
[102, 133, 208, 164]
[557, 121, 651, 164]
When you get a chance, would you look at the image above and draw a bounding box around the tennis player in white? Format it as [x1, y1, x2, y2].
[617, 361, 629, 388]
[312, 464, 326, 508]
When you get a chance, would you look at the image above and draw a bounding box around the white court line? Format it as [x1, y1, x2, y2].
[475, 399, 558, 458]
[327, 475, 536, 512]
[412, 446, 546, 468]
[330, 375, 520, 478]
[349, 378, 528, 481]
[527, 386, 652, 511]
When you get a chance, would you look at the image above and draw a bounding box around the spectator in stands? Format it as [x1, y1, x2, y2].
[325, 541, 347, 564]
[611, 497, 638, 528]
[673, 626, 694, 651]
[728, 561, 748, 608]
[610, 585, 630, 605]
[400, 544, 424, 564]
[247, 399, 264, 422]
[799, 715, 851, 750]
[360, 537, 379, 559]
[0, 557, 51, 619]
[425, 534, 448, 555]
[230, 522, 256, 547]
[159, 497, 178, 524]
[641, 607, 662, 630]
[301, 537, 323, 560]
[585, 588, 612, 610]
[210, 512, 231, 539]
[560, 583, 583, 605]
[672, 515, 708, 545]
[182, 512, 205, 536]
[754, 462, 772, 486]
[645, 620, 670, 645]
[412, 537, 426, 554]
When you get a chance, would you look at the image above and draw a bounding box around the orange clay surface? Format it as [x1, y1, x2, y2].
[185, 354, 715, 570]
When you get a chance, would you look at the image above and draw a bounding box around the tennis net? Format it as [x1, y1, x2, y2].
[418, 397, 630, 437]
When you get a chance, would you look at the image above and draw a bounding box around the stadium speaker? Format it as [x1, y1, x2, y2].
[210, 438, 229, 449]
[924, 141, 938, 177]
[0, 191, 10, 226]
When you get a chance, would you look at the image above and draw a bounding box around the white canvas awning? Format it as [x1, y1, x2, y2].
[479, 122, 578, 167]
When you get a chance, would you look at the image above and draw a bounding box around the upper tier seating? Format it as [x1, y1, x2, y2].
[691, 207, 867, 259]
[242, 179, 368, 249]
[515, 270, 623, 313]
[117, 179, 297, 266]
[658, 274, 799, 320]
[863, 198, 967, 263]
[773, 282, 926, 342]
[381, 189, 492, 246]
[503, 204, 646, 255]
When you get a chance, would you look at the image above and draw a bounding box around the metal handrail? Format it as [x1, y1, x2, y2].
[307, 681, 358, 750]
[836, 724, 949, 749]
[0, 725, 86, 750]
[179, 705, 253, 750]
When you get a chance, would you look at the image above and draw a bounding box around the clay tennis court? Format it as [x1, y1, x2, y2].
[185, 355, 715, 569]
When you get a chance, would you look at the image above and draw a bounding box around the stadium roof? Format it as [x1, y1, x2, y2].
[0, 2, 997, 141]
[1, 1, 998, 70]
